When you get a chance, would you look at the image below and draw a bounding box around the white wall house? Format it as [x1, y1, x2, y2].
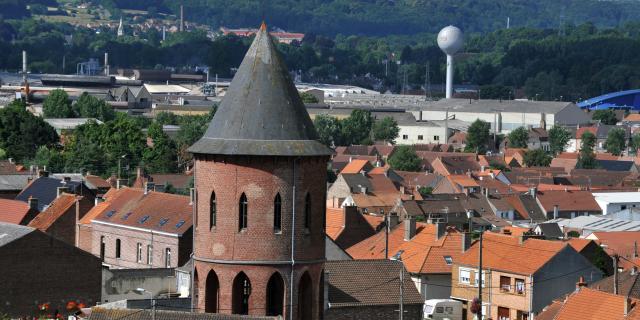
[593, 192, 640, 215]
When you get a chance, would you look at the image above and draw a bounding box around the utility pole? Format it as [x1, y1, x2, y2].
[478, 231, 483, 320]
[400, 263, 404, 320]
[614, 254, 619, 295]
[425, 62, 431, 101]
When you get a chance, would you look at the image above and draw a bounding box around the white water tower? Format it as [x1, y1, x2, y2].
[437, 25, 464, 99]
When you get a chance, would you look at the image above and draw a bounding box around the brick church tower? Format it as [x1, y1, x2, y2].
[189, 23, 332, 320]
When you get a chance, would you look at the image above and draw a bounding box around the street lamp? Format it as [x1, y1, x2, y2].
[134, 287, 155, 320]
[391, 250, 405, 320]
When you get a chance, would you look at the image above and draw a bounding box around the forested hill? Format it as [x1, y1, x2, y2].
[90, 0, 640, 35]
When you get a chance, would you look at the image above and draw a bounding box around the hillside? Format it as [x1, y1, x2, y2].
[89, 0, 640, 35]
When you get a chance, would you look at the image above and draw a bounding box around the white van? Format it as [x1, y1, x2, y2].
[423, 299, 463, 320]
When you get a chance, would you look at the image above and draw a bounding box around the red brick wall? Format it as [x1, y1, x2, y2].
[194, 155, 328, 319]
[0, 231, 101, 318]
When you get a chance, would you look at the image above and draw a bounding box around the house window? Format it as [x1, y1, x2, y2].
[515, 278, 525, 294]
[498, 307, 510, 320]
[475, 271, 485, 287]
[418, 135, 424, 140]
[239, 193, 248, 231]
[147, 244, 153, 265]
[434, 135, 440, 141]
[115, 239, 121, 258]
[402, 135, 408, 140]
[210, 191, 217, 229]
[304, 193, 311, 230]
[136, 243, 143, 263]
[517, 311, 529, 320]
[165, 248, 171, 267]
[459, 269, 471, 284]
[274, 193, 282, 233]
[100, 236, 105, 261]
[500, 276, 512, 292]
[621, 205, 627, 210]
[443, 256, 453, 265]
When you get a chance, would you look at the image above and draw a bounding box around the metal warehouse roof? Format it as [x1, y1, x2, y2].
[428, 98, 575, 114]
[554, 215, 640, 233]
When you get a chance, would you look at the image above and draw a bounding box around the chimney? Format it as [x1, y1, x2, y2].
[530, 187, 537, 199]
[94, 197, 104, 206]
[38, 170, 49, 178]
[435, 221, 446, 240]
[359, 170, 366, 176]
[8, 157, 13, 164]
[342, 206, 360, 229]
[144, 182, 155, 195]
[56, 187, 68, 198]
[28, 197, 38, 211]
[359, 185, 367, 194]
[63, 176, 71, 183]
[404, 218, 416, 241]
[400, 186, 406, 194]
[481, 165, 485, 172]
[576, 276, 587, 290]
[388, 213, 400, 229]
[553, 205, 559, 220]
[462, 232, 472, 252]
[631, 267, 637, 276]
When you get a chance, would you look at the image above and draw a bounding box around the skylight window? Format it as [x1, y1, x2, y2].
[138, 215, 150, 224]
[444, 255, 453, 265]
[105, 210, 116, 218]
[158, 218, 169, 226]
[175, 220, 185, 229]
[122, 212, 132, 220]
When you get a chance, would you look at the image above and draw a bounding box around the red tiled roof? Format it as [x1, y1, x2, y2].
[549, 287, 640, 320]
[624, 114, 640, 122]
[325, 207, 384, 250]
[588, 231, 640, 258]
[457, 232, 566, 275]
[27, 193, 78, 231]
[85, 175, 111, 189]
[399, 228, 464, 274]
[576, 127, 597, 139]
[0, 199, 35, 224]
[566, 238, 593, 253]
[87, 187, 192, 235]
[341, 159, 371, 174]
[537, 190, 600, 212]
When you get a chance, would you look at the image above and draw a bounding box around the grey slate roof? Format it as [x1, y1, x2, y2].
[536, 223, 564, 239]
[325, 259, 423, 307]
[15, 177, 86, 211]
[189, 24, 332, 157]
[428, 98, 575, 114]
[0, 222, 34, 247]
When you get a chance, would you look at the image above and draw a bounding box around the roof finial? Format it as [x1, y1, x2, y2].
[260, 21, 267, 31]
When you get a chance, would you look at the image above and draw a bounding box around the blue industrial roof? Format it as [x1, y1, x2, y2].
[578, 89, 640, 110]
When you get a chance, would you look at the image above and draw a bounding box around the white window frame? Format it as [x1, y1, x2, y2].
[165, 248, 171, 268]
[459, 269, 471, 284]
[147, 244, 153, 265]
[475, 270, 486, 287]
[136, 243, 142, 263]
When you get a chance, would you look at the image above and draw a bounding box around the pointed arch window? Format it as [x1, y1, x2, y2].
[210, 191, 217, 229]
[239, 193, 248, 231]
[274, 193, 282, 233]
[304, 193, 311, 230]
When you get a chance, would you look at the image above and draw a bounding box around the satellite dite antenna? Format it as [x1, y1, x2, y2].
[437, 25, 464, 99]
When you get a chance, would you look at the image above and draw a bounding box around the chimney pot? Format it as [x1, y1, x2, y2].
[553, 205, 559, 220]
[576, 276, 587, 290]
[28, 197, 38, 210]
[435, 221, 446, 240]
[388, 214, 399, 229]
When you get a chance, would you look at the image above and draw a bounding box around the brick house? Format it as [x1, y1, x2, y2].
[450, 232, 602, 320]
[324, 260, 424, 320]
[0, 222, 101, 318]
[0, 198, 39, 225]
[27, 193, 93, 246]
[536, 286, 640, 320]
[78, 187, 192, 269]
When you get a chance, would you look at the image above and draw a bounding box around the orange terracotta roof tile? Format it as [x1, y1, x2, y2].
[457, 232, 566, 275]
[576, 127, 597, 139]
[368, 166, 387, 175]
[566, 238, 593, 253]
[325, 207, 384, 250]
[449, 175, 479, 188]
[552, 287, 640, 320]
[625, 114, 640, 122]
[557, 152, 579, 159]
[399, 228, 464, 274]
[27, 194, 78, 231]
[79, 200, 109, 225]
[347, 221, 433, 260]
[0, 199, 35, 224]
[537, 190, 600, 212]
[589, 231, 640, 258]
[340, 159, 371, 174]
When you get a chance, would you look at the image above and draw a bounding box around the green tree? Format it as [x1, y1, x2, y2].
[465, 119, 491, 154]
[577, 131, 598, 169]
[418, 186, 433, 196]
[74, 92, 116, 121]
[507, 127, 529, 148]
[341, 109, 373, 145]
[0, 100, 59, 161]
[523, 149, 552, 167]
[0, 148, 5, 160]
[155, 112, 180, 126]
[143, 122, 178, 173]
[388, 146, 422, 171]
[605, 127, 627, 156]
[43, 89, 74, 118]
[372, 117, 399, 144]
[548, 126, 571, 156]
[313, 115, 342, 147]
[479, 85, 512, 99]
[592, 109, 618, 125]
[32, 146, 65, 173]
[299, 91, 319, 103]
[631, 133, 640, 154]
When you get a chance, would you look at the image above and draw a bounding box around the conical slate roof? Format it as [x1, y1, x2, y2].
[189, 24, 332, 157]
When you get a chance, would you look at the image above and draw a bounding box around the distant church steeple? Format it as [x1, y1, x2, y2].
[117, 17, 124, 37]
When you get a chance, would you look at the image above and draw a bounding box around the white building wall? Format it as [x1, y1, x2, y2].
[420, 110, 553, 134]
[397, 125, 449, 145]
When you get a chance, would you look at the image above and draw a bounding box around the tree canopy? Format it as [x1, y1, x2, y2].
[43, 89, 73, 118]
[372, 117, 400, 144]
[577, 131, 598, 169]
[388, 146, 422, 172]
[548, 126, 571, 156]
[523, 149, 552, 167]
[0, 100, 59, 161]
[341, 110, 373, 146]
[313, 115, 342, 147]
[592, 109, 618, 125]
[465, 119, 491, 154]
[507, 127, 529, 148]
[605, 127, 627, 156]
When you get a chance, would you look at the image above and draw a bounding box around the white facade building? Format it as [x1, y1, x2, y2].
[593, 192, 640, 215]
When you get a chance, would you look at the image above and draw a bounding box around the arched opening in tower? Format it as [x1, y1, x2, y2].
[205, 270, 219, 313]
[297, 271, 313, 320]
[193, 269, 199, 310]
[232, 272, 252, 315]
[266, 272, 285, 316]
